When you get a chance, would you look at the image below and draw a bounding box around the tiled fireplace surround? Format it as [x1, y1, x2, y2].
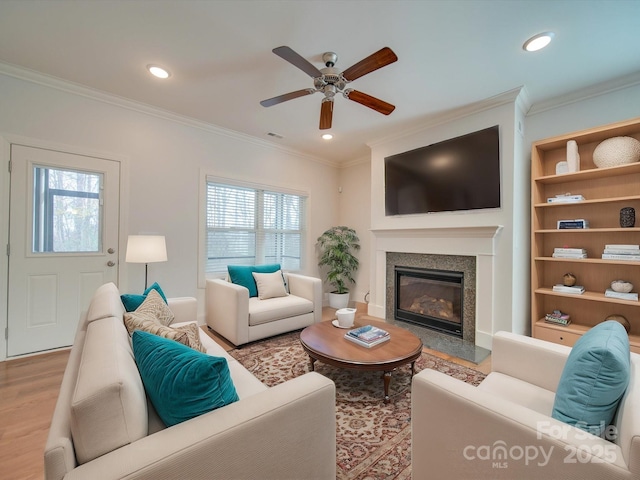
[369, 226, 502, 360]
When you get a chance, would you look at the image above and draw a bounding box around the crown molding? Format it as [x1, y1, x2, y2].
[367, 87, 523, 150]
[527, 71, 640, 116]
[0, 61, 339, 168]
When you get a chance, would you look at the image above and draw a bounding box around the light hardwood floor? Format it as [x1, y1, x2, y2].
[0, 306, 490, 480]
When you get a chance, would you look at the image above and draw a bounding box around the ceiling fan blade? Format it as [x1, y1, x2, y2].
[272, 46, 323, 78]
[319, 100, 333, 130]
[260, 88, 315, 107]
[342, 47, 398, 82]
[346, 90, 395, 115]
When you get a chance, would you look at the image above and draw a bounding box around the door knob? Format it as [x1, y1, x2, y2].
[107, 248, 115, 254]
[107, 261, 116, 267]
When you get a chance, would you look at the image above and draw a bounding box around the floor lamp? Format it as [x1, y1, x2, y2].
[125, 235, 168, 290]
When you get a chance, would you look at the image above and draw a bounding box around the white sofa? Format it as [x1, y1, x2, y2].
[45, 282, 336, 480]
[206, 272, 322, 346]
[411, 331, 640, 479]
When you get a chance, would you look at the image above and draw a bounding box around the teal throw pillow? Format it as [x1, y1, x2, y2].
[132, 330, 238, 427]
[552, 321, 630, 436]
[227, 264, 281, 298]
[121, 282, 168, 312]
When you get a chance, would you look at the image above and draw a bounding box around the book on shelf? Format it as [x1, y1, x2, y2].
[605, 244, 640, 250]
[553, 248, 586, 254]
[601, 253, 640, 261]
[545, 311, 571, 326]
[552, 284, 585, 294]
[344, 331, 390, 348]
[557, 219, 589, 229]
[552, 252, 587, 259]
[605, 289, 639, 301]
[603, 248, 640, 255]
[547, 195, 584, 203]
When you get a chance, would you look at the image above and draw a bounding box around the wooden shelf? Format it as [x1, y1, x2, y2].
[535, 287, 640, 306]
[531, 117, 640, 349]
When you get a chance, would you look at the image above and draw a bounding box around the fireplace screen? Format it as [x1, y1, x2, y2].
[394, 266, 463, 337]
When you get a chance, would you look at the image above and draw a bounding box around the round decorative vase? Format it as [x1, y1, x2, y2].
[592, 136, 640, 168]
[620, 207, 636, 228]
[563, 273, 577, 287]
[611, 280, 633, 293]
[605, 314, 631, 334]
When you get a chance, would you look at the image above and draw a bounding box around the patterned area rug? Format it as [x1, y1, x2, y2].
[229, 331, 486, 479]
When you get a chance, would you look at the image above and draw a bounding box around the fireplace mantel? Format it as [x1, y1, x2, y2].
[371, 225, 503, 239]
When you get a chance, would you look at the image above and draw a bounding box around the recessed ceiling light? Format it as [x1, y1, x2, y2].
[147, 64, 171, 79]
[523, 32, 554, 52]
[322, 134, 333, 140]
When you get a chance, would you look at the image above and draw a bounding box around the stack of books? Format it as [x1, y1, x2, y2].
[345, 325, 390, 348]
[547, 194, 584, 204]
[552, 284, 585, 294]
[605, 289, 638, 301]
[545, 310, 571, 326]
[601, 244, 640, 261]
[552, 247, 587, 259]
[557, 219, 589, 229]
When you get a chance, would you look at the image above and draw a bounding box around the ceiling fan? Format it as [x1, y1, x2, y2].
[260, 46, 398, 130]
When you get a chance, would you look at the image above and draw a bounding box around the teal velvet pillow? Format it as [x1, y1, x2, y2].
[132, 330, 239, 427]
[227, 264, 281, 298]
[121, 282, 168, 312]
[552, 320, 630, 436]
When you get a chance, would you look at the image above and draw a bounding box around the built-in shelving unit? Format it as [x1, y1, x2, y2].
[531, 117, 640, 353]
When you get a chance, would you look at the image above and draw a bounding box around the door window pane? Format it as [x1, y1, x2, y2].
[32, 166, 102, 253]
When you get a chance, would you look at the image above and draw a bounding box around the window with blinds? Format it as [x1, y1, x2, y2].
[205, 180, 307, 274]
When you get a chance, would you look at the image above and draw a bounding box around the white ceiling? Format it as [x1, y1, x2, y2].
[1, 0, 639, 164]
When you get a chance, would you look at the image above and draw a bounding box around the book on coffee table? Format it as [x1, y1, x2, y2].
[345, 325, 390, 348]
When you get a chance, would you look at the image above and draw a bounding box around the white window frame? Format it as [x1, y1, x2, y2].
[198, 172, 309, 287]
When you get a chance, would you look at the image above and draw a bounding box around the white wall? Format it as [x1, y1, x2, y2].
[0, 72, 340, 343]
[337, 159, 371, 304]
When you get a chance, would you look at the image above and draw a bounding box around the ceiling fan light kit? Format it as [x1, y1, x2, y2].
[260, 46, 397, 129]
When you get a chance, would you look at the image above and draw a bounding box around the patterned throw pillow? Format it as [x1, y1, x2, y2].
[123, 315, 206, 353]
[130, 289, 174, 326]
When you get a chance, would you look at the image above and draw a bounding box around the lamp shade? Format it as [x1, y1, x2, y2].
[125, 235, 167, 263]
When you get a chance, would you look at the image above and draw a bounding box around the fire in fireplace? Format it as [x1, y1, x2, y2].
[394, 266, 463, 337]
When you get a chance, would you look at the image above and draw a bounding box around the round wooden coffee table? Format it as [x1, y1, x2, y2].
[299, 319, 423, 403]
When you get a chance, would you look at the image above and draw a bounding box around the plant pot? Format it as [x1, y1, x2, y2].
[329, 292, 350, 309]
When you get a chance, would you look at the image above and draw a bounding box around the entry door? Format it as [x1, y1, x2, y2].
[7, 145, 120, 356]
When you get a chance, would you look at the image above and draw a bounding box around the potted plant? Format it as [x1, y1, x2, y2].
[316, 226, 360, 309]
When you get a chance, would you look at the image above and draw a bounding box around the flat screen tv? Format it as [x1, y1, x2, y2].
[384, 125, 501, 215]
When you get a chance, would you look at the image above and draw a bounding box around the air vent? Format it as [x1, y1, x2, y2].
[267, 132, 284, 139]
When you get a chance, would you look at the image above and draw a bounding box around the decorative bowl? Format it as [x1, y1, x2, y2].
[611, 280, 633, 293]
[593, 136, 640, 168]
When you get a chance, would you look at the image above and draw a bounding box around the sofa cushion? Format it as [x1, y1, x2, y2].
[121, 282, 168, 312]
[124, 289, 174, 326]
[70, 317, 148, 464]
[248, 295, 314, 326]
[86, 282, 125, 322]
[552, 320, 630, 436]
[132, 330, 239, 427]
[252, 270, 288, 300]
[228, 264, 281, 297]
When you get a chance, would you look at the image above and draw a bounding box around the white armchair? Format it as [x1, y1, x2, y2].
[411, 331, 640, 479]
[206, 272, 322, 346]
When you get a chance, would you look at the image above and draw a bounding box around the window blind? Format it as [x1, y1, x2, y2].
[205, 180, 306, 274]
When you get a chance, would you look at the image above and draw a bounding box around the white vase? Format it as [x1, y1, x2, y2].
[329, 292, 350, 309]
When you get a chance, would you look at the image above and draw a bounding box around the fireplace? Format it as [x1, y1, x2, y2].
[385, 252, 476, 344]
[394, 266, 463, 337]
